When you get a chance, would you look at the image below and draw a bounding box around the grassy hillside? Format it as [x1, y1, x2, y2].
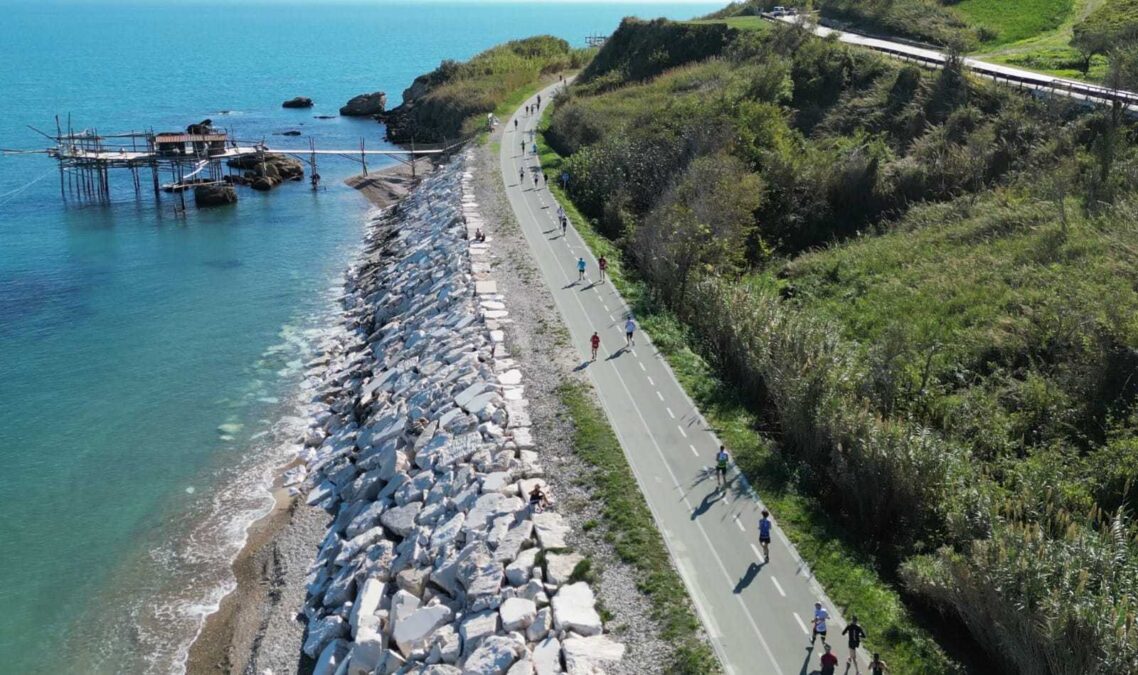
[541, 15, 1138, 674]
[711, 0, 1135, 81]
[381, 36, 590, 144]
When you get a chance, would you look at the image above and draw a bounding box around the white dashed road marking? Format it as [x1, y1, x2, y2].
[771, 577, 786, 597]
[793, 612, 808, 634]
[656, 391, 664, 401]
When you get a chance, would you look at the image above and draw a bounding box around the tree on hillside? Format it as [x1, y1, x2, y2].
[1089, 46, 1138, 205]
[631, 153, 763, 308]
[1071, 0, 1138, 74]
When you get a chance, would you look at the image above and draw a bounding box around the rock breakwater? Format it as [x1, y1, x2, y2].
[290, 153, 624, 675]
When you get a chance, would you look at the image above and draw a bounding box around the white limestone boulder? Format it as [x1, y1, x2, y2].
[499, 597, 537, 632]
[544, 552, 583, 586]
[393, 604, 453, 656]
[532, 513, 570, 549]
[562, 636, 625, 675]
[551, 583, 602, 637]
[462, 635, 523, 675]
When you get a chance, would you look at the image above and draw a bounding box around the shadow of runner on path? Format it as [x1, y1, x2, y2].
[604, 347, 627, 361]
[801, 644, 820, 675]
[733, 560, 766, 594]
[691, 488, 724, 520]
[573, 361, 590, 372]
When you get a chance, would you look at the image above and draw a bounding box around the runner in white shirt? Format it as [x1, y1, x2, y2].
[811, 602, 830, 646]
[624, 316, 636, 347]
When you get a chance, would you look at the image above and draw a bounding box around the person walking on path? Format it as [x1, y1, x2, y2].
[561, 214, 567, 236]
[590, 332, 600, 362]
[714, 445, 730, 489]
[598, 255, 608, 282]
[577, 256, 587, 282]
[820, 644, 839, 675]
[514, 118, 518, 130]
[521, 139, 525, 154]
[843, 616, 867, 671]
[519, 167, 524, 184]
[624, 316, 636, 347]
[868, 653, 889, 675]
[531, 142, 538, 155]
[533, 173, 539, 189]
[811, 602, 830, 646]
[758, 509, 772, 560]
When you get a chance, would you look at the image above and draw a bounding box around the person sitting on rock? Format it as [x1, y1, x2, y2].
[474, 228, 486, 243]
[529, 484, 551, 513]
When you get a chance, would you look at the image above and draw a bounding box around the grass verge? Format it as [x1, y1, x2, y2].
[538, 109, 956, 673]
[559, 381, 720, 674]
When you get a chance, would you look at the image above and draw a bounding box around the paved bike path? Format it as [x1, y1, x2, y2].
[498, 83, 869, 675]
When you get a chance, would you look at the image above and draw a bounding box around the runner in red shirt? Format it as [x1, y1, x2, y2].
[590, 332, 600, 362]
[820, 644, 839, 675]
[598, 255, 608, 282]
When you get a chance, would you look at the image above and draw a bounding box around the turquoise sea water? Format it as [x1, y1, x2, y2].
[0, 1, 712, 672]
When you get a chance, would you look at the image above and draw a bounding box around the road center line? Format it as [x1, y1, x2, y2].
[638, 362, 646, 372]
[655, 391, 664, 401]
[793, 612, 808, 635]
[734, 516, 745, 531]
[647, 376, 655, 386]
[691, 444, 700, 458]
[667, 407, 676, 419]
[677, 425, 687, 438]
[750, 543, 764, 560]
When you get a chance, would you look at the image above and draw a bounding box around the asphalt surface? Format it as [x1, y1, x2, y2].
[498, 83, 870, 675]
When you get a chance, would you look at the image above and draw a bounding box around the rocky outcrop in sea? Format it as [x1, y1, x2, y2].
[341, 91, 388, 117]
[287, 152, 624, 675]
[227, 153, 305, 191]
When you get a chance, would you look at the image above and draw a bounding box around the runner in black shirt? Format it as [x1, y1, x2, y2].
[842, 615, 867, 671]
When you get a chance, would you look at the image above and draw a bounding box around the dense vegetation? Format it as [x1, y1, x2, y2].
[543, 16, 1138, 673]
[382, 36, 589, 144]
[711, 0, 1138, 82]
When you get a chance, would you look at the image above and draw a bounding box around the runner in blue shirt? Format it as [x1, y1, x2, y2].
[576, 256, 587, 282]
[758, 509, 773, 561]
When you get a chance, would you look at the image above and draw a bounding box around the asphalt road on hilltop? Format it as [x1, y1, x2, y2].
[498, 82, 871, 675]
